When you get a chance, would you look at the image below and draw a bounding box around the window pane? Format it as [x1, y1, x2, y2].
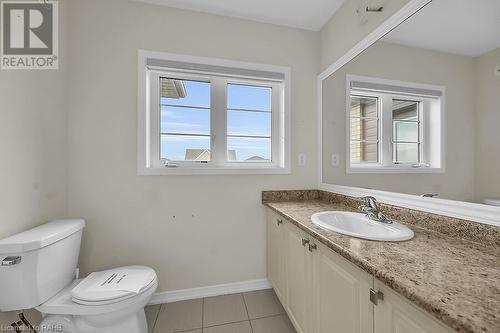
[160, 78, 210, 108]
[160, 135, 210, 161]
[393, 100, 418, 121]
[350, 95, 379, 164]
[161, 106, 210, 135]
[227, 137, 271, 161]
[227, 84, 271, 111]
[350, 96, 378, 118]
[227, 110, 271, 137]
[393, 143, 419, 164]
[350, 141, 378, 163]
[350, 118, 378, 141]
[393, 121, 418, 142]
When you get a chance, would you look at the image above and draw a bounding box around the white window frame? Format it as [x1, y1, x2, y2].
[346, 75, 445, 174]
[138, 50, 291, 175]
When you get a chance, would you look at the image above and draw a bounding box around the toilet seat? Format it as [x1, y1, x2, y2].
[71, 266, 156, 305]
[72, 277, 157, 306]
[36, 267, 158, 316]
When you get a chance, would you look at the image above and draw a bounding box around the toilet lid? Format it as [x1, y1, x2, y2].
[71, 266, 156, 304]
[483, 198, 500, 206]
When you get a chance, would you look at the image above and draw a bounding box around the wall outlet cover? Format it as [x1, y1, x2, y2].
[331, 153, 340, 167]
[298, 153, 307, 166]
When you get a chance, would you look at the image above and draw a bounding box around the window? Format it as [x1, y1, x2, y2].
[160, 78, 211, 162]
[226, 84, 272, 162]
[350, 96, 379, 163]
[347, 76, 444, 173]
[392, 99, 420, 164]
[138, 51, 290, 175]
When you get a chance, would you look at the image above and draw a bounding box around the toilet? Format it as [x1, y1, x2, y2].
[0, 219, 157, 333]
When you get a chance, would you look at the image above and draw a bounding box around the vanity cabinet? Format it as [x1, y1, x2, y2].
[266, 209, 453, 333]
[284, 222, 311, 333]
[267, 210, 286, 301]
[374, 280, 453, 333]
[312, 242, 373, 333]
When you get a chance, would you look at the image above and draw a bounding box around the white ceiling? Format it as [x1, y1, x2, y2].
[384, 0, 500, 57]
[134, 0, 346, 31]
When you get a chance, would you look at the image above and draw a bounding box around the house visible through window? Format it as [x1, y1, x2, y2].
[138, 51, 290, 175]
[347, 76, 444, 173]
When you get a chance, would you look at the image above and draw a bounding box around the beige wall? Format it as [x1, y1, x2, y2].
[0, 3, 68, 240]
[320, 0, 411, 70]
[0, 1, 68, 326]
[65, 0, 318, 292]
[475, 47, 500, 202]
[322, 42, 477, 200]
[0, 70, 67, 239]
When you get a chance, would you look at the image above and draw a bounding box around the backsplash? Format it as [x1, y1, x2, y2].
[262, 190, 500, 248]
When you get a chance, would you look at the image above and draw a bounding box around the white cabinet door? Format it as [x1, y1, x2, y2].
[285, 223, 311, 333]
[374, 279, 453, 333]
[267, 209, 452, 333]
[312, 242, 374, 333]
[267, 210, 286, 302]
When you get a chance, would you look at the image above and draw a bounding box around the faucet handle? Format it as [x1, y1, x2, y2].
[361, 196, 379, 208]
[359, 196, 393, 224]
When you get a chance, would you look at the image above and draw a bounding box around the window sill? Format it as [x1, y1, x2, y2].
[347, 166, 444, 174]
[138, 165, 291, 176]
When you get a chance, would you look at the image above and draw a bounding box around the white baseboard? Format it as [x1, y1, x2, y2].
[148, 278, 272, 305]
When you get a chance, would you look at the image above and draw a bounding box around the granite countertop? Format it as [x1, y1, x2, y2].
[264, 199, 500, 333]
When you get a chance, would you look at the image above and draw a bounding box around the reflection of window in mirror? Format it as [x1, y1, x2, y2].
[392, 99, 421, 164]
[350, 96, 379, 163]
[347, 75, 444, 173]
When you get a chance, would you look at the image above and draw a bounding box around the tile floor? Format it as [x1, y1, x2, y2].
[145, 289, 296, 333]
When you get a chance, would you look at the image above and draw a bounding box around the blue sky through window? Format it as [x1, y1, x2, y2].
[227, 84, 271, 111]
[160, 80, 272, 161]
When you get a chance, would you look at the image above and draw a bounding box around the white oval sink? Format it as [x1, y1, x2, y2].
[311, 211, 414, 242]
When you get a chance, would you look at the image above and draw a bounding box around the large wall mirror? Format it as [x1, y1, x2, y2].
[321, 0, 500, 213]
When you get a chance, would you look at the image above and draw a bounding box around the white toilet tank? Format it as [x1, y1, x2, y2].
[0, 219, 85, 311]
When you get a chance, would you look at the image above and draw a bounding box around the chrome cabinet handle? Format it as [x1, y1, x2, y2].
[1, 256, 22, 266]
[277, 219, 283, 226]
[302, 238, 310, 247]
[370, 288, 384, 305]
[308, 244, 317, 252]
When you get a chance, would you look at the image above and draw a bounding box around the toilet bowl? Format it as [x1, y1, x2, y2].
[36, 267, 158, 333]
[0, 220, 157, 333]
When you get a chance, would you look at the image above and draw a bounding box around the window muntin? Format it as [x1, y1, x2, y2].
[226, 84, 272, 162]
[160, 78, 211, 161]
[350, 95, 379, 163]
[392, 99, 421, 164]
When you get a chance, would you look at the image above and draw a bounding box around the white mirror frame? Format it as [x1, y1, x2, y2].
[317, 0, 500, 227]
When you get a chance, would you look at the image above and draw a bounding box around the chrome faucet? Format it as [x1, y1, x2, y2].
[359, 196, 392, 224]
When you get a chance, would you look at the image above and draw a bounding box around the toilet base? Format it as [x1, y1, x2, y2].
[38, 309, 148, 333]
